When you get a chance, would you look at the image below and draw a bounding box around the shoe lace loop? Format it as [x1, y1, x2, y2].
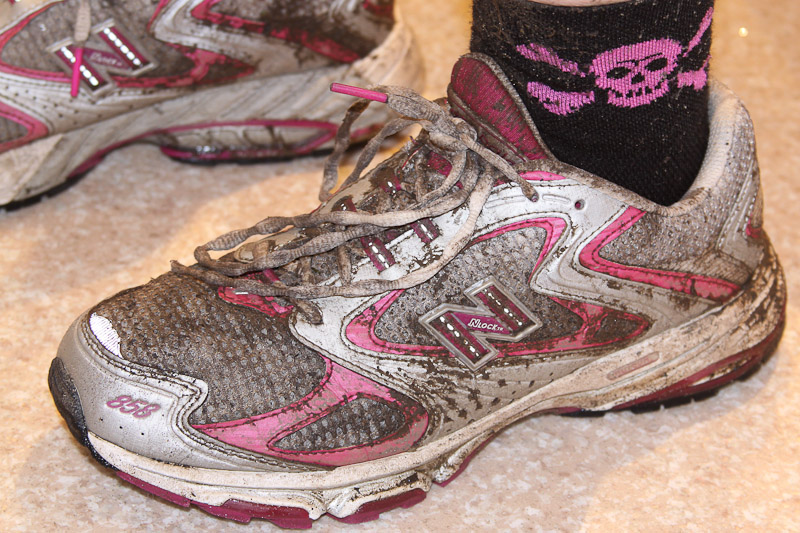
[171, 85, 537, 321]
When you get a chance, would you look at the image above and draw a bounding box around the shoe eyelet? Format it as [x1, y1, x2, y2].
[574, 199, 585, 210]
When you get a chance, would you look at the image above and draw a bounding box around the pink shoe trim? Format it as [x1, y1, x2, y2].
[745, 205, 764, 240]
[147, 0, 172, 31]
[67, 119, 345, 178]
[450, 56, 547, 161]
[745, 222, 763, 240]
[426, 151, 453, 176]
[469, 217, 567, 276]
[112, 44, 252, 89]
[579, 206, 740, 302]
[361, 0, 395, 20]
[0, 100, 48, 153]
[190, 0, 362, 63]
[0, 3, 69, 83]
[194, 357, 428, 467]
[218, 270, 293, 317]
[345, 219, 649, 358]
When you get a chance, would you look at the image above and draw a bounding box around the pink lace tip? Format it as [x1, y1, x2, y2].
[70, 47, 84, 98]
[330, 83, 388, 103]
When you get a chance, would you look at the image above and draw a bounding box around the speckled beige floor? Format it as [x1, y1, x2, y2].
[1, 1, 798, 531]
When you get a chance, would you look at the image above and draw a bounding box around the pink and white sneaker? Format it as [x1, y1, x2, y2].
[0, 0, 421, 206]
[49, 53, 785, 527]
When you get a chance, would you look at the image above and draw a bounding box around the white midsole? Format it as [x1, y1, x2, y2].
[89, 243, 784, 519]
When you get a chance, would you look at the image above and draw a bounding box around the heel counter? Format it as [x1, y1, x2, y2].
[715, 97, 768, 276]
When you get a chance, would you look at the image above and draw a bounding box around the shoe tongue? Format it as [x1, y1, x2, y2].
[448, 54, 549, 164]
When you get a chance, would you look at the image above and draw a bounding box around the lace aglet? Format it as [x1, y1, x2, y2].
[70, 47, 84, 98]
[330, 83, 388, 103]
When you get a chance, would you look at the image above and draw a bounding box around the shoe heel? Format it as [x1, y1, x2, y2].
[560, 241, 786, 416]
[616, 308, 785, 412]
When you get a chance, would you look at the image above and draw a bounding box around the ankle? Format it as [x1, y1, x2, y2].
[471, 0, 714, 205]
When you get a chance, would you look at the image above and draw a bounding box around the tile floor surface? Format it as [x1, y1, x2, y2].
[1, 0, 798, 531]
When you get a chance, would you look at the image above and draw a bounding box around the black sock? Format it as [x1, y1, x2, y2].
[470, 0, 713, 205]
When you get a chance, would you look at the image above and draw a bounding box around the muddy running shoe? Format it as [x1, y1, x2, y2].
[49, 54, 785, 527]
[0, 0, 421, 206]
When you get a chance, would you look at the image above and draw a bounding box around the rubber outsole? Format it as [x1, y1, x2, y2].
[48, 305, 785, 528]
[1, 129, 372, 212]
[1, 168, 93, 212]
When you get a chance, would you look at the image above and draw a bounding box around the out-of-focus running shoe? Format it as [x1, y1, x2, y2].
[49, 53, 785, 527]
[0, 0, 421, 205]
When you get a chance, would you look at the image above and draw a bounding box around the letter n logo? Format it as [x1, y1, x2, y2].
[420, 277, 542, 371]
[49, 20, 155, 94]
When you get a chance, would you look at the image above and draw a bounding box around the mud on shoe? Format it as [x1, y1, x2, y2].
[0, 0, 422, 206]
[49, 53, 785, 527]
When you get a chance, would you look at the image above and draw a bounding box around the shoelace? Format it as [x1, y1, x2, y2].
[70, 0, 92, 98]
[172, 84, 538, 321]
[9, 0, 91, 97]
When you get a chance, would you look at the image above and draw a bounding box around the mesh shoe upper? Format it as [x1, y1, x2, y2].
[78, 53, 769, 468]
[92, 273, 328, 426]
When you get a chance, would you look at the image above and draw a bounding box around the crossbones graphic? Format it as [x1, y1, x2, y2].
[517, 7, 713, 115]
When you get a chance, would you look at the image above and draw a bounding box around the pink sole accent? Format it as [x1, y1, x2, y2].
[345, 219, 649, 359]
[111, 310, 782, 527]
[190, 0, 362, 63]
[332, 489, 426, 524]
[615, 309, 785, 410]
[579, 206, 740, 302]
[117, 471, 190, 507]
[193, 357, 428, 467]
[64, 121, 378, 181]
[117, 469, 429, 528]
[158, 123, 382, 163]
[434, 437, 494, 488]
[117, 471, 313, 529]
